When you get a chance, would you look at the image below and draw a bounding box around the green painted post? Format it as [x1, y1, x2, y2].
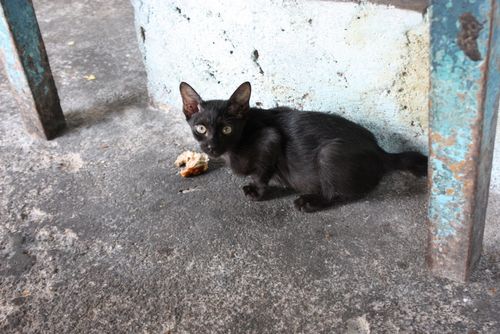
[428, 0, 500, 281]
[0, 0, 65, 140]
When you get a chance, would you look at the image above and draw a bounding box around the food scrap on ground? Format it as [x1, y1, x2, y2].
[175, 151, 209, 177]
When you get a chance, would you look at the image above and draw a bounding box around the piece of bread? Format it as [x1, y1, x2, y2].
[175, 151, 209, 177]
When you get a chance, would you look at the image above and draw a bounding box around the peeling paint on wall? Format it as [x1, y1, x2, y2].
[392, 17, 430, 141]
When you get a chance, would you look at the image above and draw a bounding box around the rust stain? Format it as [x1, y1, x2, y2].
[428, 221, 471, 281]
[428, 1, 497, 283]
[457, 13, 483, 61]
[430, 132, 456, 146]
[448, 160, 468, 174]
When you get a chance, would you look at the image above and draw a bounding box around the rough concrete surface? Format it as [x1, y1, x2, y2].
[0, 1, 499, 333]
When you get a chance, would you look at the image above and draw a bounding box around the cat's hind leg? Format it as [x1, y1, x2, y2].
[292, 140, 348, 212]
[316, 139, 384, 202]
[293, 140, 360, 212]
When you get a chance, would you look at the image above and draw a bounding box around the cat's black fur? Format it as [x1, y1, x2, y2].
[180, 82, 428, 212]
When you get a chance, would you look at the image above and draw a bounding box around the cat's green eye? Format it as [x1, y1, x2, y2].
[222, 126, 232, 135]
[195, 124, 207, 134]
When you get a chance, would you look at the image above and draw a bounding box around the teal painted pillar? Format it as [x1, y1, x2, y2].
[0, 0, 65, 139]
[428, 0, 500, 281]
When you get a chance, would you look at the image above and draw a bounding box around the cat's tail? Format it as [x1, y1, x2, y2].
[384, 151, 428, 177]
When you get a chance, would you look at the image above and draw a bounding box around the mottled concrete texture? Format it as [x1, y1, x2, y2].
[326, 0, 429, 13]
[0, 0, 499, 333]
[130, 0, 430, 153]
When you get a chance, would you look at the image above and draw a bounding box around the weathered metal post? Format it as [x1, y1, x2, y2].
[428, 0, 500, 281]
[0, 0, 65, 140]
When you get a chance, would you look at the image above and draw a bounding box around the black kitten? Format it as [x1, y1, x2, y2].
[179, 82, 427, 212]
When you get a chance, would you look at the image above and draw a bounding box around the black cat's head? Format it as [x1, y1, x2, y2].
[179, 82, 251, 157]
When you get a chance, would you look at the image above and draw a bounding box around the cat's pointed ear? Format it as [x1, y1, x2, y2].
[228, 82, 251, 117]
[180, 82, 203, 119]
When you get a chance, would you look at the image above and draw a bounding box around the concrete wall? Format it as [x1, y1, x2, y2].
[130, 0, 429, 153]
[130, 0, 500, 190]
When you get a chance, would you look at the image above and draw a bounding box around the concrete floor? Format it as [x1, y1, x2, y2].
[0, 1, 499, 333]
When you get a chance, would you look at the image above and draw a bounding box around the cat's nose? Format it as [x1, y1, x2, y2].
[206, 144, 216, 154]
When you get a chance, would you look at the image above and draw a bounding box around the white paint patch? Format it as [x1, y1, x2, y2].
[0, 302, 17, 325]
[490, 116, 500, 192]
[29, 152, 85, 173]
[36, 226, 79, 248]
[55, 153, 84, 173]
[346, 314, 371, 334]
[29, 207, 53, 224]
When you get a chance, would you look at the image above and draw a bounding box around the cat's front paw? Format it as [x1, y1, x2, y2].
[294, 194, 328, 213]
[242, 183, 265, 201]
